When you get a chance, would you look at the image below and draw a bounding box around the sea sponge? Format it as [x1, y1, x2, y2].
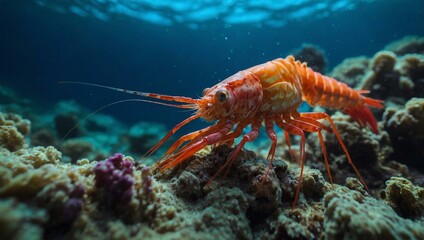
[382, 177, 424, 219]
[324, 185, 424, 240]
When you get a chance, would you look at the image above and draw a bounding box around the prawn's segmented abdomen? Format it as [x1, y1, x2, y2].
[288, 55, 384, 133]
[297, 64, 362, 109]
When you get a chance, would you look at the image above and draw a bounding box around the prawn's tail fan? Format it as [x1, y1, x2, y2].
[343, 96, 384, 134]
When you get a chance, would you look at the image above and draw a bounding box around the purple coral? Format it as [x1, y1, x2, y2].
[94, 153, 134, 205]
[62, 184, 85, 223]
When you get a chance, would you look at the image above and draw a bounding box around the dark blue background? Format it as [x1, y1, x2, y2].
[1, 0, 424, 131]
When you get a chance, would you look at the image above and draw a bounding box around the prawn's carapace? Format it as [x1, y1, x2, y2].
[61, 56, 384, 208]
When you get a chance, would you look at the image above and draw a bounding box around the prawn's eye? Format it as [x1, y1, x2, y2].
[215, 90, 228, 102]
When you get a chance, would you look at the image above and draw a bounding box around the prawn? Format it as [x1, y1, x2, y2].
[62, 56, 383, 208]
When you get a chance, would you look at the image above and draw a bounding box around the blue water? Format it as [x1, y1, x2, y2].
[1, 0, 424, 131]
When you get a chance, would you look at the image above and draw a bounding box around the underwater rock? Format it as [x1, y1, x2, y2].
[0, 112, 30, 151]
[292, 43, 327, 73]
[384, 35, 424, 55]
[382, 177, 424, 219]
[324, 185, 424, 240]
[383, 98, 424, 171]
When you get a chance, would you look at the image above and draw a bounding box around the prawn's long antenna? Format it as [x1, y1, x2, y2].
[59, 98, 196, 141]
[58, 81, 199, 104]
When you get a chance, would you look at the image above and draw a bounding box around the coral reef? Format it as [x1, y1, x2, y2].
[1, 36, 424, 239]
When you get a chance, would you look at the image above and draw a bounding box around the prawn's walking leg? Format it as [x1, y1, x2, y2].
[158, 119, 234, 170]
[215, 121, 249, 147]
[286, 115, 334, 188]
[276, 117, 305, 209]
[146, 114, 201, 157]
[164, 121, 225, 156]
[284, 131, 298, 164]
[300, 112, 368, 191]
[222, 119, 262, 177]
[259, 116, 278, 187]
[208, 119, 262, 184]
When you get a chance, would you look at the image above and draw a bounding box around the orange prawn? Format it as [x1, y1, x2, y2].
[62, 56, 383, 207]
